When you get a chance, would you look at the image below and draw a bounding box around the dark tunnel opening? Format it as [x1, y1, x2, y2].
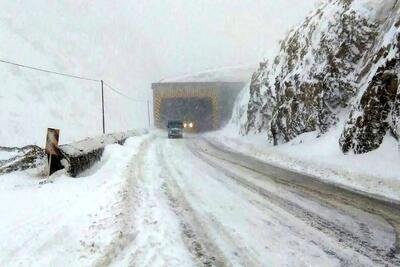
[160, 97, 213, 132]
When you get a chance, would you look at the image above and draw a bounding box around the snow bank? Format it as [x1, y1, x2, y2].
[0, 133, 150, 266]
[206, 127, 400, 202]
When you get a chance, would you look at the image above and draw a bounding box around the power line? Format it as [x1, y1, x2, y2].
[103, 81, 146, 103]
[0, 58, 100, 82]
[0, 57, 151, 133]
[0, 58, 146, 103]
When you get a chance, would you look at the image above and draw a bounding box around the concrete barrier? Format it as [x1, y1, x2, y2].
[0, 130, 146, 177]
[58, 130, 146, 177]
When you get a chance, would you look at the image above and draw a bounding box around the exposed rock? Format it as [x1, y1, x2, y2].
[340, 27, 400, 153]
[238, 0, 400, 154]
[0, 145, 46, 175]
[241, 0, 378, 145]
[242, 61, 272, 135]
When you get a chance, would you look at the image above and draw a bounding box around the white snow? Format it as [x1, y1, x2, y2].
[159, 138, 345, 266]
[109, 139, 195, 266]
[0, 2, 151, 148]
[60, 130, 145, 156]
[0, 131, 398, 266]
[206, 125, 400, 202]
[0, 0, 320, 148]
[160, 65, 255, 83]
[0, 150, 20, 161]
[225, 0, 400, 202]
[0, 134, 149, 266]
[350, 0, 397, 21]
[1, 0, 400, 264]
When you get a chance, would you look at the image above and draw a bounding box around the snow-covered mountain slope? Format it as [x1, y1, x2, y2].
[235, 0, 400, 153]
[0, 2, 149, 147]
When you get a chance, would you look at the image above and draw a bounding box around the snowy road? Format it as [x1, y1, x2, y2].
[2, 133, 400, 266]
[108, 133, 400, 267]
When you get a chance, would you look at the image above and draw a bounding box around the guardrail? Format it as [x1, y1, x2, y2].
[0, 130, 147, 177]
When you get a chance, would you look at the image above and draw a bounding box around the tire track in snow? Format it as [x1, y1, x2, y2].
[160, 139, 273, 266]
[188, 141, 400, 266]
[106, 137, 195, 267]
[92, 136, 153, 267]
[200, 136, 400, 248]
[157, 140, 231, 267]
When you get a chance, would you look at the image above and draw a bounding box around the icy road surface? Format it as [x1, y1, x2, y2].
[1, 133, 400, 266]
[110, 134, 400, 267]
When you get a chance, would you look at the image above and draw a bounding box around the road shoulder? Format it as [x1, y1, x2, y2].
[204, 132, 400, 203]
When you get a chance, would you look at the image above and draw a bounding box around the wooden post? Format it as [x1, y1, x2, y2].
[101, 80, 105, 134]
[47, 154, 52, 178]
[147, 100, 151, 129]
[45, 128, 60, 177]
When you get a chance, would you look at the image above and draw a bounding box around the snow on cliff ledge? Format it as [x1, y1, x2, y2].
[233, 0, 400, 154]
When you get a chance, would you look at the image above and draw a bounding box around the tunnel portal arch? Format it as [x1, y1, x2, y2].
[152, 82, 245, 131]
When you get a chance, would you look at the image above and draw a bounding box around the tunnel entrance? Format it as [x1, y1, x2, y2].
[160, 97, 213, 132]
[152, 82, 245, 131]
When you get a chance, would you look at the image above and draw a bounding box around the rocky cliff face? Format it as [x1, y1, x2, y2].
[238, 0, 400, 153]
[340, 5, 400, 153]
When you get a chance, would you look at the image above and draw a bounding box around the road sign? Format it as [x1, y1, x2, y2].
[45, 128, 60, 155]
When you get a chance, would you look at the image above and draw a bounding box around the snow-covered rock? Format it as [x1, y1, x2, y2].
[0, 145, 46, 175]
[340, 2, 400, 153]
[237, 0, 400, 153]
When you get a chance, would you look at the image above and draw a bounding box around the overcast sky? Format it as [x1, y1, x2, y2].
[2, 0, 321, 99]
[113, 0, 322, 82]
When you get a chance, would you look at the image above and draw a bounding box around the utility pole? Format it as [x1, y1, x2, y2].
[147, 100, 151, 129]
[101, 80, 105, 134]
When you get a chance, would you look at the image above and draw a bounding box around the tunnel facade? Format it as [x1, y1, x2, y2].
[152, 82, 245, 131]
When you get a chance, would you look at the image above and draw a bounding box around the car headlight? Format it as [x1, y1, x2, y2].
[189, 122, 193, 128]
[183, 123, 187, 128]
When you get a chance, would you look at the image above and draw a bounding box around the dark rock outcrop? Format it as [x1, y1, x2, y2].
[238, 0, 400, 154]
[0, 145, 46, 174]
[340, 31, 400, 153]
[243, 61, 272, 135]
[242, 0, 378, 145]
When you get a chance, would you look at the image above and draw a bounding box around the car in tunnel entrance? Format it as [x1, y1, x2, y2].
[183, 120, 197, 133]
[167, 120, 183, 139]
